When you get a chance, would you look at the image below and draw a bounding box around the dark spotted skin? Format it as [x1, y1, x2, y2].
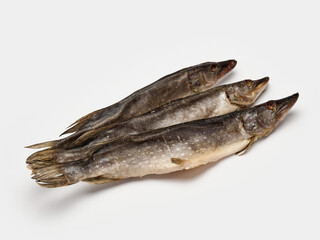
[30, 94, 298, 187]
[62, 60, 237, 135]
[62, 113, 249, 183]
[44, 78, 267, 164]
[62, 93, 298, 184]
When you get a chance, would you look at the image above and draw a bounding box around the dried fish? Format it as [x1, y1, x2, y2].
[28, 93, 298, 187]
[27, 77, 269, 165]
[60, 60, 237, 136]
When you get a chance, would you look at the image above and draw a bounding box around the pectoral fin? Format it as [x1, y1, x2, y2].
[171, 158, 188, 165]
[82, 176, 120, 185]
[236, 137, 258, 156]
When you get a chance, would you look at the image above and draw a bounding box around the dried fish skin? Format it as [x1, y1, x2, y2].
[26, 77, 268, 166]
[61, 60, 237, 135]
[29, 93, 298, 188]
[72, 77, 269, 148]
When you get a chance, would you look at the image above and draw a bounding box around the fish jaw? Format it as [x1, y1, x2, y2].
[250, 77, 269, 101]
[216, 59, 237, 79]
[275, 93, 299, 121]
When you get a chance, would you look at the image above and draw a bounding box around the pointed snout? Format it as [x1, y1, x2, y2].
[217, 59, 237, 78]
[275, 93, 299, 118]
[245, 77, 269, 103]
[219, 59, 237, 69]
[254, 76, 269, 88]
[252, 76, 269, 93]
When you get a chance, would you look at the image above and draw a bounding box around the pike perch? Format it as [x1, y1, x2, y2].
[26, 77, 269, 165]
[60, 60, 237, 136]
[28, 93, 299, 188]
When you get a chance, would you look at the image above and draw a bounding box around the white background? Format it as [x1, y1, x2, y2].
[1, 1, 319, 239]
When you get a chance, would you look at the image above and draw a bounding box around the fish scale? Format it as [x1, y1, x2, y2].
[61, 60, 237, 135]
[26, 78, 268, 166]
[29, 93, 298, 187]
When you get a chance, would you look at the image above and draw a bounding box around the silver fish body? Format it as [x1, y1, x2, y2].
[30, 93, 298, 187]
[61, 60, 237, 135]
[79, 77, 269, 147]
[27, 78, 268, 165]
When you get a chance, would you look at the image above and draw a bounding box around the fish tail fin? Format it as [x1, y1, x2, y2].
[26, 149, 58, 169]
[26, 137, 109, 187]
[26, 138, 105, 171]
[31, 165, 72, 188]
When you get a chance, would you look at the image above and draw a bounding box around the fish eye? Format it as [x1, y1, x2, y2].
[266, 101, 275, 110]
[210, 64, 218, 72]
[245, 80, 253, 87]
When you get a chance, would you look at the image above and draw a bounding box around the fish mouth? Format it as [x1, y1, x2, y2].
[252, 76, 269, 96]
[275, 93, 299, 119]
[217, 59, 237, 78]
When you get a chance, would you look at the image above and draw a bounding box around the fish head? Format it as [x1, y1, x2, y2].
[226, 77, 269, 107]
[242, 93, 299, 137]
[188, 60, 237, 92]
